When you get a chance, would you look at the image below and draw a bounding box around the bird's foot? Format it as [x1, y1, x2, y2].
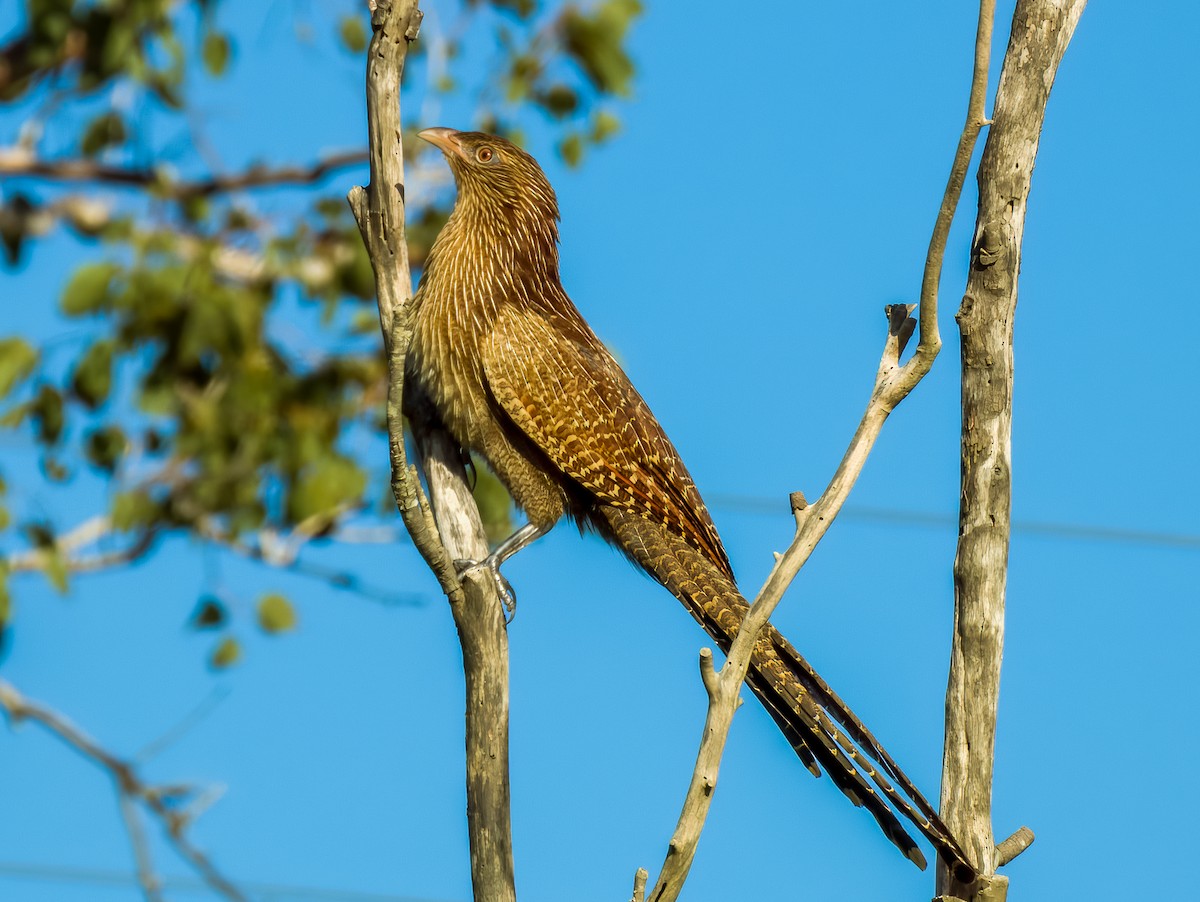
[454, 555, 517, 623]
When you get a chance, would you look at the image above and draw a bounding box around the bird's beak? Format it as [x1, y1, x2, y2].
[418, 127, 467, 160]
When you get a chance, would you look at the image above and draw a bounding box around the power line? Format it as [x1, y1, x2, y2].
[0, 861, 459, 902]
[708, 495, 1200, 551]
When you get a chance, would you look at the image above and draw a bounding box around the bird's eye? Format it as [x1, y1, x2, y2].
[476, 146, 494, 163]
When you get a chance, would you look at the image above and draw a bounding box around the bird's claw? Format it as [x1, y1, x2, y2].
[454, 556, 517, 623]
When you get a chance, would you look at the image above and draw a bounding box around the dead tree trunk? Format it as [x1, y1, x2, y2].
[938, 2, 1087, 900]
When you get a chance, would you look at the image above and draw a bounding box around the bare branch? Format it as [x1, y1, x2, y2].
[117, 793, 163, 902]
[0, 492, 414, 604]
[412, 418, 517, 902]
[0, 146, 368, 199]
[637, 7, 1004, 895]
[202, 522, 421, 607]
[346, 0, 458, 599]
[643, 307, 938, 901]
[135, 687, 231, 764]
[348, 3, 516, 901]
[910, 0, 998, 372]
[939, 1, 1086, 898]
[0, 680, 246, 902]
[4, 516, 159, 576]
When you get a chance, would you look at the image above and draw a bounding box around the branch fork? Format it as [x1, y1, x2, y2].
[633, 3, 1006, 895]
[0, 680, 245, 902]
[636, 300, 941, 902]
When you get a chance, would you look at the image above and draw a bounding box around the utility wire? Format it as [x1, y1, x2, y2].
[708, 494, 1200, 551]
[0, 861, 458, 902]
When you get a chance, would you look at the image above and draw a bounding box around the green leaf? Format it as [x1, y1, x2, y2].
[61, 262, 120, 316]
[492, 0, 537, 18]
[506, 53, 540, 102]
[42, 457, 70, 483]
[590, 109, 621, 142]
[43, 549, 68, 594]
[210, 635, 242, 669]
[111, 489, 158, 531]
[23, 521, 54, 549]
[339, 15, 367, 53]
[80, 111, 127, 157]
[31, 385, 64, 444]
[0, 338, 37, 400]
[540, 84, 579, 119]
[84, 425, 127, 472]
[0, 198, 28, 265]
[561, 0, 642, 97]
[0, 562, 10, 639]
[201, 31, 230, 76]
[472, 460, 515, 547]
[559, 132, 584, 168]
[70, 339, 114, 408]
[180, 193, 211, 224]
[189, 596, 227, 630]
[257, 592, 297, 634]
[336, 239, 377, 300]
[286, 454, 366, 524]
[99, 19, 136, 78]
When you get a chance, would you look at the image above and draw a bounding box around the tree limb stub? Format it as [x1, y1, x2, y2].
[995, 826, 1035, 866]
[938, 1, 1086, 899]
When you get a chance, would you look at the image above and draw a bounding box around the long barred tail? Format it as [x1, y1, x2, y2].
[600, 507, 976, 883]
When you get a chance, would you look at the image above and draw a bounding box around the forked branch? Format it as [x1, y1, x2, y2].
[0, 681, 244, 902]
[636, 3, 999, 897]
[640, 308, 940, 902]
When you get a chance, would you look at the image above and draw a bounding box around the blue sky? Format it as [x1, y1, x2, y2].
[2, 2, 1197, 901]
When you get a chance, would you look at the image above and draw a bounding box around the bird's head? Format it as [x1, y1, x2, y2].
[418, 128, 560, 227]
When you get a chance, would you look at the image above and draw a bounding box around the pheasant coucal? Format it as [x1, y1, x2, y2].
[407, 127, 974, 881]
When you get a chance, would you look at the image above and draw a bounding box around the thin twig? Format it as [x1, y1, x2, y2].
[117, 793, 162, 902]
[0, 147, 368, 199]
[912, 0, 997, 371]
[135, 687, 231, 763]
[0, 680, 246, 902]
[4, 518, 160, 576]
[0, 499, 416, 605]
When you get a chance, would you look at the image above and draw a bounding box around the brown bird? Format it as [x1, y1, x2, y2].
[407, 127, 975, 882]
